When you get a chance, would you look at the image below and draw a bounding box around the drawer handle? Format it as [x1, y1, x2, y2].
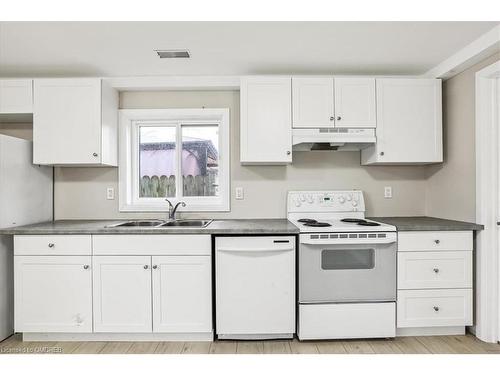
[433, 306, 440, 312]
[48, 243, 55, 248]
[434, 239, 440, 244]
[273, 240, 290, 243]
[144, 265, 149, 270]
[433, 268, 440, 273]
[83, 265, 89, 270]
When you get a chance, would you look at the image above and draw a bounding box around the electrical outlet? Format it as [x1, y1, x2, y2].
[235, 187, 244, 200]
[384, 186, 393, 199]
[106, 187, 115, 200]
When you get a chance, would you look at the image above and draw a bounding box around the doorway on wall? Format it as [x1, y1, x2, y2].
[475, 60, 500, 344]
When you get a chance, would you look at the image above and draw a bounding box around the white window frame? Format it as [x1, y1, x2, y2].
[119, 108, 230, 212]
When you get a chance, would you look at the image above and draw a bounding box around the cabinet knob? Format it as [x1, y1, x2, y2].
[337, 116, 342, 121]
[152, 265, 158, 270]
[286, 151, 291, 155]
[434, 239, 440, 244]
[83, 265, 90, 270]
[48, 243, 55, 248]
[379, 151, 385, 156]
[329, 116, 334, 121]
[144, 265, 149, 270]
[93, 152, 98, 157]
[433, 306, 440, 312]
[433, 268, 440, 273]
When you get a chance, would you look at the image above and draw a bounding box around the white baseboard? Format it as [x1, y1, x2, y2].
[22, 332, 213, 342]
[217, 333, 293, 340]
[396, 326, 465, 337]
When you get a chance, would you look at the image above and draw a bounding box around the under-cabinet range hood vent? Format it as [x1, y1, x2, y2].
[292, 128, 376, 151]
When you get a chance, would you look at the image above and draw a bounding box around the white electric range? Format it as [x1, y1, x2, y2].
[287, 190, 397, 340]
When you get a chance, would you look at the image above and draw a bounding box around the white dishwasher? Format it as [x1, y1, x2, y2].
[215, 236, 295, 340]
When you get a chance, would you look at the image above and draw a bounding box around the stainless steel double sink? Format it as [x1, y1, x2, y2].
[107, 219, 213, 228]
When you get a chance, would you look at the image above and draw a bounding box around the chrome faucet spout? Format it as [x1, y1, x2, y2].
[165, 199, 186, 220]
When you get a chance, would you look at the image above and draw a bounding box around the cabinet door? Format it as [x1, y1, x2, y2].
[33, 78, 102, 165]
[0, 80, 33, 114]
[14, 256, 92, 332]
[93, 256, 152, 333]
[152, 256, 212, 333]
[292, 77, 334, 128]
[240, 76, 292, 164]
[363, 79, 442, 164]
[334, 77, 376, 128]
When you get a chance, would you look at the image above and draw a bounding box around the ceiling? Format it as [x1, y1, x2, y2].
[0, 21, 498, 77]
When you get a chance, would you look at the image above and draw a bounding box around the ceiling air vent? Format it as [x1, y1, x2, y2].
[155, 49, 190, 59]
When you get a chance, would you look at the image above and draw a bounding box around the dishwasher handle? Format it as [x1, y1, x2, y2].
[217, 247, 294, 253]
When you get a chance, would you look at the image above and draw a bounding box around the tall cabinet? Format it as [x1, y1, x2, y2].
[33, 78, 118, 166]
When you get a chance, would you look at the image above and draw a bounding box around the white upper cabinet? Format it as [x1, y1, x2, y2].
[33, 78, 118, 166]
[0, 80, 33, 114]
[361, 79, 442, 165]
[14, 255, 92, 333]
[240, 76, 292, 164]
[292, 77, 334, 128]
[334, 77, 376, 128]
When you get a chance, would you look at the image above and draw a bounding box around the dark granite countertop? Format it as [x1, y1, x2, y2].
[0, 219, 300, 235]
[369, 216, 484, 231]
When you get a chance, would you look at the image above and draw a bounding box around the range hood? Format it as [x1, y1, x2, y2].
[292, 128, 376, 151]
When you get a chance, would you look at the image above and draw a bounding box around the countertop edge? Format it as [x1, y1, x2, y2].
[369, 216, 484, 231]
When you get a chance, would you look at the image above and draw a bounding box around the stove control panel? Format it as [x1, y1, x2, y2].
[288, 190, 365, 212]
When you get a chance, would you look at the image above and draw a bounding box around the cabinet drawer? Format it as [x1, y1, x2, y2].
[398, 231, 472, 252]
[398, 251, 472, 289]
[14, 235, 92, 255]
[93, 235, 211, 255]
[397, 289, 472, 328]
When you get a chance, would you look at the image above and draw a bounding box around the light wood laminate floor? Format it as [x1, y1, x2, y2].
[0, 334, 499, 354]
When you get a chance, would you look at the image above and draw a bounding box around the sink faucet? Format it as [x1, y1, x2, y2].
[165, 199, 186, 220]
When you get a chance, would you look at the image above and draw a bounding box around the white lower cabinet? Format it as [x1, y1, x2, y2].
[152, 256, 212, 333]
[14, 256, 92, 333]
[93, 256, 152, 333]
[396, 230, 473, 335]
[14, 234, 212, 339]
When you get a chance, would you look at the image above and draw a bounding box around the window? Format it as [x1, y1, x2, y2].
[119, 109, 230, 212]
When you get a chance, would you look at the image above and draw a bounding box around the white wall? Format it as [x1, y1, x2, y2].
[426, 53, 500, 222]
[54, 90, 428, 220]
[0, 123, 32, 141]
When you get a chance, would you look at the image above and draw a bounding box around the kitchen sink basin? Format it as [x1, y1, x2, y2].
[107, 220, 165, 228]
[160, 219, 213, 228]
[106, 219, 213, 228]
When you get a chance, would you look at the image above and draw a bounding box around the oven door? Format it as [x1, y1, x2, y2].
[299, 237, 396, 303]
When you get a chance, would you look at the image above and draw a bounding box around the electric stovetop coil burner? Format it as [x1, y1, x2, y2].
[298, 218, 332, 227]
[341, 218, 381, 226]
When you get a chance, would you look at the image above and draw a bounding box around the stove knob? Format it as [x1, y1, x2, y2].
[339, 196, 346, 204]
[307, 195, 313, 203]
[295, 200, 301, 207]
[352, 201, 358, 207]
[300, 194, 306, 202]
[347, 194, 352, 201]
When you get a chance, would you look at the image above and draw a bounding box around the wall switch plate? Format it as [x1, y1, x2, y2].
[235, 187, 244, 200]
[106, 187, 115, 200]
[384, 186, 393, 199]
